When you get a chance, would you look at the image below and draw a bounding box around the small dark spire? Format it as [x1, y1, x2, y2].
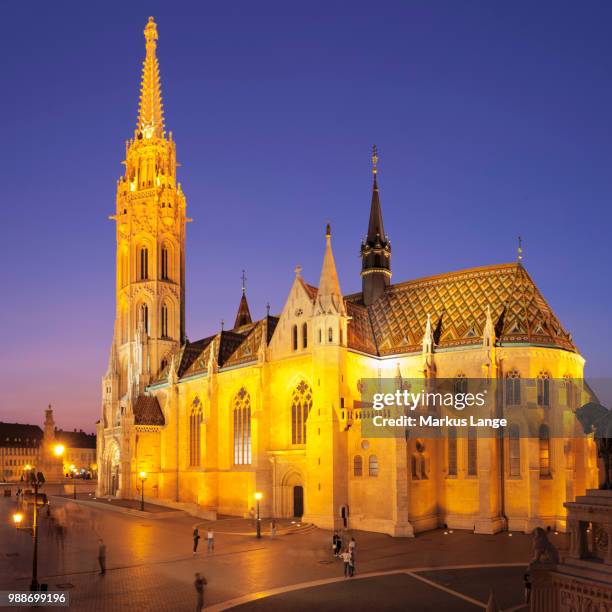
[233, 271, 253, 328]
[517, 235, 523, 263]
[220, 319, 224, 331]
[266, 302, 271, 316]
[326, 223, 331, 237]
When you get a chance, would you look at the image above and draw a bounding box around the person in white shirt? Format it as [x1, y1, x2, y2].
[207, 529, 214, 552]
[340, 549, 352, 577]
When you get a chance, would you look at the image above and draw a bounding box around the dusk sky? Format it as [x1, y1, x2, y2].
[1, 2, 611, 432]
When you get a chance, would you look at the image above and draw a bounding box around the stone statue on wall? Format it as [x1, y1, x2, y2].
[575, 402, 612, 489]
[531, 527, 560, 564]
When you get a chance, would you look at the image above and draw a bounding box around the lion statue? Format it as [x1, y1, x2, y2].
[531, 527, 560, 564]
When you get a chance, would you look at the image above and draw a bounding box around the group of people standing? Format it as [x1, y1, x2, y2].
[332, 532, 356, 577]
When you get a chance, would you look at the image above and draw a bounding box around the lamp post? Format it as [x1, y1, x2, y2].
[254, 492, 263, 539]
[139, 471, 147, 512]
[14, 468, 46, 590]
[69, 465, 77, 500]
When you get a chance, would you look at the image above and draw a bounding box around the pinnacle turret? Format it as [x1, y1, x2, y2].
[315, 224, 345, 315]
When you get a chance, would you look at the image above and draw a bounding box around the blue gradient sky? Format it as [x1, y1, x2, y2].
[1, 2, 611, 431]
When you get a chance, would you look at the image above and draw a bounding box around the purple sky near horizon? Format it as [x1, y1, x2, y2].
[1, 2, 612, 433]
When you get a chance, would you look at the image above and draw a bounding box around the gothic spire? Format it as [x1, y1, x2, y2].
[234, 271, 252, 328]
[137, 17, 164, 139]
[316, 224, 345, 315]
[361, 145, 391, 305]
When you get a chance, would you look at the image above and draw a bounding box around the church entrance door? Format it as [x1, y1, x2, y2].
[293, 485, 304, 517]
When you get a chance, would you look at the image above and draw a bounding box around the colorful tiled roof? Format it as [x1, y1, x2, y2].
[133, 395, 165, 426]
[346, 262, 575, 356]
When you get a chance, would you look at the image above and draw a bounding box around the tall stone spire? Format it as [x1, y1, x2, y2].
[316, 224, 345, 315]
[137, 17, 164, 139]
[361, 145, 391, 306]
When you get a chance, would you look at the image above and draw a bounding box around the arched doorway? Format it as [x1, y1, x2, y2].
[293, 486, 304, 518]
[277, 469, 304, 518]
[104, 440, 121, 497]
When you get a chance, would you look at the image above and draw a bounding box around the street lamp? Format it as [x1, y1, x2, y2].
[53, 444, 65, 458]
[139, 471, 147, 512]
[254, 492, 263, 539]
[13, 470, 46, 590]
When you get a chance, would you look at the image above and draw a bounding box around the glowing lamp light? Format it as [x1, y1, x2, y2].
[254, 492, 263, 501]
[24, 464, 32, 471]
[53, 444, 65, 457]
[69, 464, 76, 472]
[139, 471, 147, 479]
[12, 512, 24, 526]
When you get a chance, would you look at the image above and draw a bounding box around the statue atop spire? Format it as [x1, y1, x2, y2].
[517, 235, 523, 264]
[137, 17, 164, 139]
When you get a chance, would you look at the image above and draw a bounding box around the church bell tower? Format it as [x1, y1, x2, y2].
[360, 146, 391, 306]
[105, 16, 188, 410]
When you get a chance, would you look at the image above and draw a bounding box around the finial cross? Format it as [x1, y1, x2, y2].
[241, 269, 247, 294]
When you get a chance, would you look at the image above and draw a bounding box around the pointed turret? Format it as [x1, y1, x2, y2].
[234, 270, 252, 328]
[137, 17, 164, 139]
[316, 224, 345, 315]
[361, 146, 391, 305]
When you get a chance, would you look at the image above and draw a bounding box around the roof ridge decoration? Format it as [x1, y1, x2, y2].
[137, 17, 164, 139]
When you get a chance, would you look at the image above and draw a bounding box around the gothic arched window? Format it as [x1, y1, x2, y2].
[140, 303, 149, 335]
[189, 398, 203, 467]
[467, 427, 477, 475]
[328, 327, 333, 343]
[353, 455, 363, 477]
[161, 245, 169, 280]
[447, 428, 457, 476]
[509, 424, 520, 477]
[233, 387, 251, 465]
[539, 424, 551, 478]
[161, 304, 169, 338]
[506, 370, 521, 406]
[537, 372, 550, 407]
[291, 380, 312, 445]
[368, 454, 379, 477]
[302, 323, 308, 349]
[140, 246, 149, 280]
[292, 325, 298, 351]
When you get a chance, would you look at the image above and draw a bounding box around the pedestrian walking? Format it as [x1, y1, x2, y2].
[206, 528, 214, 552]
[524, 573, 532, 604]
[270, 520, 276, 537]
[193, 528, 201, 553]
[334, 532, 342, 557]
[194, 572, 207, 612]
[98, 539, 106, 575]
[340, 548, 352, 577]
[349, 537, 356, 575]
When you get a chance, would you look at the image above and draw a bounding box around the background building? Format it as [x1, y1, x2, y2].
[97, 18, 598, 535]
[0, 406, 96, 482]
